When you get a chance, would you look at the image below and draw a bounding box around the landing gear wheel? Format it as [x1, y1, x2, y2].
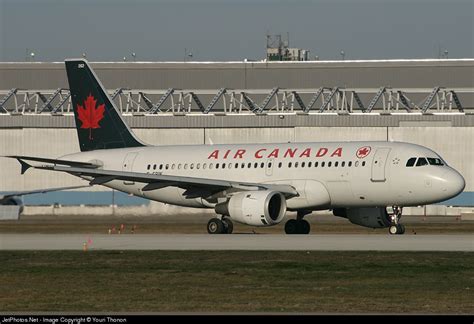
[389, 225, 398, 235]
[397, 224, 405, 234]
[299, 219, 311, 234]
[222, 218, 234, 234]
[285, 219, 310, 234]
[389, 224, 405, 235]
[285, 219, 298, 234]
[207, 218, 225, 234]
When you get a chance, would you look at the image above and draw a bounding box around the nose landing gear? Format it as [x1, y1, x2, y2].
[388, 206, 405, 235]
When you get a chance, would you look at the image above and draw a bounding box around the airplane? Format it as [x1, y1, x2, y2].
[5, 59, 465, 234]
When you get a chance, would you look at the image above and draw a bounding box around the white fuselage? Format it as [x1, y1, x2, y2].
[62, 141, 465, 211]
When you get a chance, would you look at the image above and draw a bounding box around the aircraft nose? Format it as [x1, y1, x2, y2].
[438, 168, 465, 200]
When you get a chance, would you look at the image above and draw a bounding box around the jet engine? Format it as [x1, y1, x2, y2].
[0, 197, 24, 213]
[215, 190, 286, 226]
[333, 207, 391, 228]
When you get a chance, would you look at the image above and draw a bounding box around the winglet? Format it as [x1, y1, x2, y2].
[4, 156, 34, 174]
[18, 159, 32, 175]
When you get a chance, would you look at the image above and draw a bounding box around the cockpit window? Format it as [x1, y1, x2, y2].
[406, 157, 416, 167]
[427, 157, 444, 166]
[416, 157, 428, 167]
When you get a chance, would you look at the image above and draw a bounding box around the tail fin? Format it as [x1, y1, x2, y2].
[65, 59, 145, 151]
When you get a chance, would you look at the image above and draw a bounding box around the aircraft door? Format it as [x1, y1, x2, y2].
[265, 159, 274, 176]
[122, 152, 138, 185]
[371, 148, 391, 182]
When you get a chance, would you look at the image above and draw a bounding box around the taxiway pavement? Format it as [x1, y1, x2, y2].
[0, 234, 472, 251]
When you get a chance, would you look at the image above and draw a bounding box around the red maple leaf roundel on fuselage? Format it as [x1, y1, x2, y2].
[77, 94, 105, 140]
[356, 146, 371, 159]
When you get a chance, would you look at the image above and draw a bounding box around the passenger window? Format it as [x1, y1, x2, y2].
[209, 163, 213, 169]
[308, 162, 312, 167]
[222, 163, 226, 168]
[315, 162, 318, 167]
[260, 162, 264, 168]
[147, 164, 151, 170]
[153, 164, 157, 170]
[203, 164, 207, 169]
[241, 163, 245, 168]
[165, 164, 169, 170]
[278, 162, 282, 168]
[254, 163, 258, 168]
[335, 161, 339, 167]
[295, 162, 299, 168]
[216, 163, 220, 169]
[416, 158, 428, 167]
[171, 164, 175, 170]
[228, 163, 232, 169]
[328, 162, 332, 167]
[355, 161, 359, 167]
[288, 162, 292, 168]
[235, 163, 239, 169]
[362, 161, 365, 167]
[321, 162, 325, 167]
[348, 161, 352, 167]
[184, 164, 188, 169]
[342, 161, 345, 167]
[406, 157, 416, 167]
[197, 163, 200, 169]
[301, 162, 306, 168]
[268, 162, 272, 168]
[248, 163, 251, 168]
[190, 163, 194, 169]
[178, 164, 182, 169]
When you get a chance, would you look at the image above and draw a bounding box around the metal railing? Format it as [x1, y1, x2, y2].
[0, 87, 472, 115]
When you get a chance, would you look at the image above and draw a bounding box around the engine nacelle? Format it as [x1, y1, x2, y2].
[215, 191, 286, 227]
[1, 197, 24, 213]
[333, 207, 391, 228]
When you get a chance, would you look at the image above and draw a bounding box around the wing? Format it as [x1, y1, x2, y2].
[5, 155, 100, 174]
[0, 185, 89, 203]
[6, 156, 299, 199]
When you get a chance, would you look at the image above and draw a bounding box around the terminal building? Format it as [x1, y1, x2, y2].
[0, 59, 473, 214]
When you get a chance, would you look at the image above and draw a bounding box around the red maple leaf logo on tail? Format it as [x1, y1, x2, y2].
[77, 94, 105, 140]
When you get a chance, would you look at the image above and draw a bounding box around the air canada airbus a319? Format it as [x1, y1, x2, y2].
[6, 59, 465, 235]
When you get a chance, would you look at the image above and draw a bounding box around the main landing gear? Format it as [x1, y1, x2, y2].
[388, 206, 405, 235]
[207, 217, 233, 234]
[284, 210, 311, 234]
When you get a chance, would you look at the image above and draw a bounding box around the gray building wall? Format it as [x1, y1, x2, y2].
[1, 59, 473, 90]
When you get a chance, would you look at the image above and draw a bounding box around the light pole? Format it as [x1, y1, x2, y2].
[30, 52, 35, 62]
[184, 48, 193, 62]
[131, 52, 136, 62]
[340, 50, 345, 61]
[444, 49, 449, 59]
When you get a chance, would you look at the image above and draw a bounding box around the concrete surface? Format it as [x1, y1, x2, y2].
[0, 234, 472, 251]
